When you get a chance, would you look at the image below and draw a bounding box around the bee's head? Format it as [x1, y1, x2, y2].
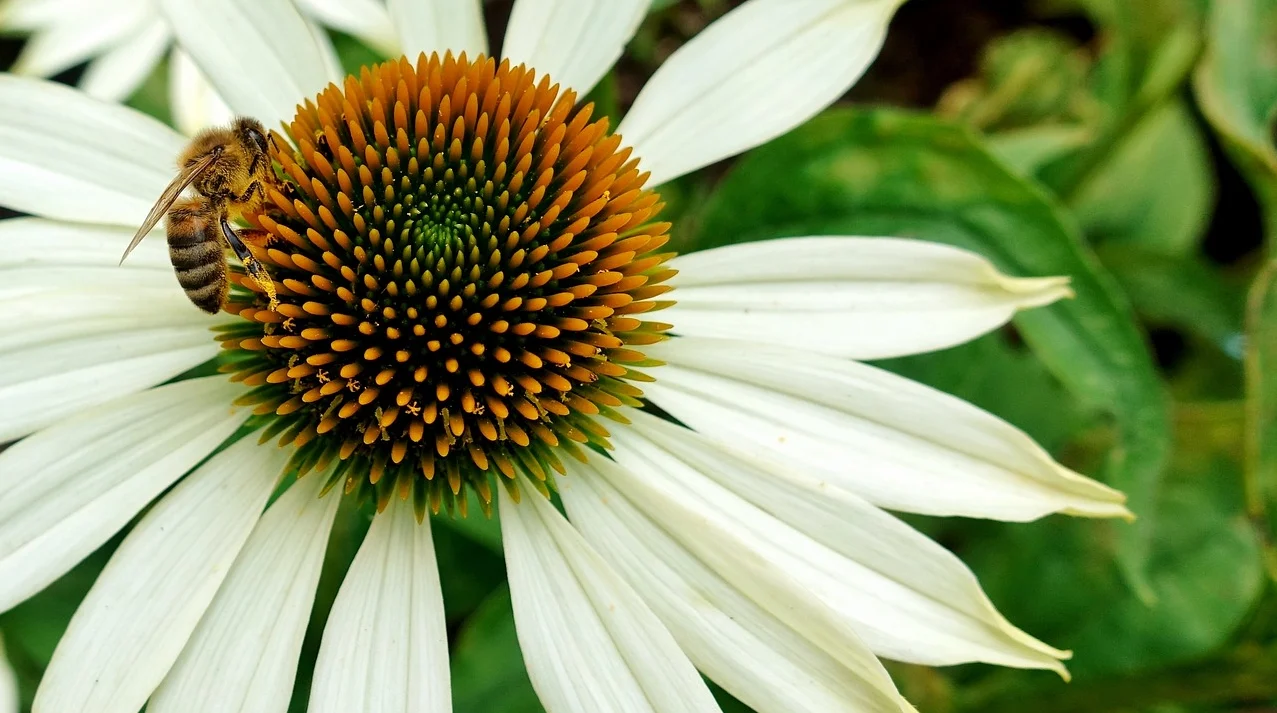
[233, 117, 270, 156]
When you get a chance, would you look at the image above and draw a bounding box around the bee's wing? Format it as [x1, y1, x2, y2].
[118, 151, 219, 264]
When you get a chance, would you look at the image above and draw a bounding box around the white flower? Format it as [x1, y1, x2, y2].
[0, 1, 1130, 713]
[0, 0, 393, 134]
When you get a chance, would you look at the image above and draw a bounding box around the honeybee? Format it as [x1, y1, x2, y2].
[120, 117, 279, 313]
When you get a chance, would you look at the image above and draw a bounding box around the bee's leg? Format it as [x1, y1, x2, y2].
[220, 217, 279, 310]
[236, 180, 266, 205]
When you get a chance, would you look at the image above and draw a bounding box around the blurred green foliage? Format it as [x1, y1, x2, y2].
[4, 1, 1277, 712]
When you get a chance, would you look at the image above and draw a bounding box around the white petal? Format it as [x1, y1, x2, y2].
[9, 0, 149, 78]
[0, 282, 215, 353]
[0, 377, 248, 614]
[79, 17, 171, 102]
[502, 0, 647, 95]
[0, 633, 16, 713]
[608, 412, 1070, 672]
[644, 337, 1129, 520]
[0, 217, 170, 271]
[160, 0, 338, 126]
[619, 0, 901, 186]
[662, 236, 1072, 359]
[309, 497, 449, 713]
[149, 474, 341, 713]
[297, 0, 398, 56]
[388, 0, 486, 59]
[32, 437, 288, 713]
[0, 0, 96, 30]
[499, 482, 722, 713]
[0, 326, 221, 442]
[559, 466, 916, 713]
[0, 75, 185, 226]
[169, 49, 236, 137]
[0, 242, 222, 441]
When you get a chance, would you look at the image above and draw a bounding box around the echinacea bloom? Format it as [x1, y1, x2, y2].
[0, 0, 1131, 712]
[0, 0, 394, 134]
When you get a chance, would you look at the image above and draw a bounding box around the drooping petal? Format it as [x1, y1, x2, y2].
[661, 237, 1072, 360]
[148, 474, 341, 713]
[308, 498, 449, 713]
[387, 0, 486, 59]
[78, 17, 171, 102]
[9, 0, 149, 78]
[32, 438, 288, 713]
[0, 633, 16, 713]
[160, 0, 338, 126]
[605, 412, 1071, 673]
[502, 0, 648, 95]
[644, 337, 1129, 520]
[619, 0, 902, 186]
[559, 465, 917, 713]
[296, 0, 398, 55]
[499, 482, 722, 713]
[0, 75, 185, 226]
[0, 377, 248, 615]
[169, 49, 236, 137]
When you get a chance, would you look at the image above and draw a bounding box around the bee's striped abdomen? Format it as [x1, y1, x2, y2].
[166, 198, 228, 314]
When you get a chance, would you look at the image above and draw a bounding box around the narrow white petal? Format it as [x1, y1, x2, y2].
[0, 633, 16, 713]
[160, 0, 338, 125]
[0, 75, 185, 226]
[499, 482, 722, 713]
[0, 217, 170, 271]
[33, 438, 288, 713]
[0, 0, 95, 30]
[0, 377, 248, 614]
[661, 237, 1071, 359]
[9, 0, 149, 78]
[502, 0, 647, 95]
[309, 498, 449, 713]
[559, 466, 916, 713]
[0, 327, 220, 442]
[149, 475, 341, 713]
[0, 283, 217, 354]
[644, 337, 1130, 521]
[169, 49, 237, 137]
[619, 0, 901, 186]
[388, 0, 486, 59]
[79, 18, 171, 102]
[609, 412, 1070, 673]
[297, 0, 399, 55]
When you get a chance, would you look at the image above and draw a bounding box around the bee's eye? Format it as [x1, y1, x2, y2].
[246, 126, 268, 154]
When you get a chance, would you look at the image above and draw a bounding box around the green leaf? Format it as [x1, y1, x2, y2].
[1194, 0, 1277, 245]
[688, 108, 1171, 595]
[1070, 100, 1215, 255]
[962, 404, 1262, 696]
[1097, 244, 1245, 352]
[451, 586, 544, 713]
[986, 125, 1095, 175]
[1245, 260, 1277, 580]
[433, 486, 502, 553]
[433, 520, 507, 622]
[1034, 0, 1203, 200]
